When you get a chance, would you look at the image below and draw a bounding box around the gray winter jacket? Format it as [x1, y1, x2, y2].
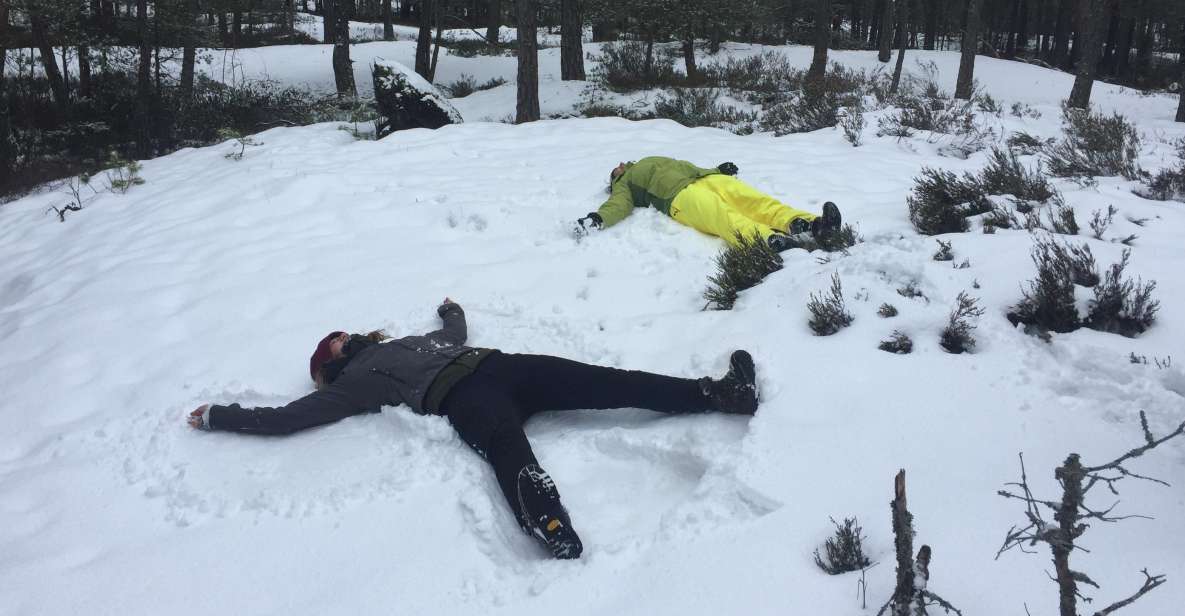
[207, 302, 478, 434]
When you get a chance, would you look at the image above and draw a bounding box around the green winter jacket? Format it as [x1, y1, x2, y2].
[596, 157, 721, 227]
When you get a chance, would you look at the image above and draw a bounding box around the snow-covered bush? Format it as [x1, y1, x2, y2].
[807, 273, 853, 336]
[1009, 237, 1157, 337]
[932, 239, 953, 261]
[839, 104, 866, 147]
[906, 168, 988, 235]
[702, 51, 801, 95]
[594, 41, 680, 92]
[1086, 250, 1160, 337]
[651, 88, 757, 132]
[939, 292, 985, 354]
[813, 517, 872, 574]
[1005, 131, 1048, 155]
[1043, 195, 1079, 235]
[878, 331, 913, 354]
[1135, 141, 1185, 202]
[761, 91, 844, 136]
[878, 303, 899, 317]
[372, 60, 463, 137]
[442, 74, 506, 98]
[703, 233, 784, 310]
[1046, 108, 1143, 180]
[979, 147, 1054, 203]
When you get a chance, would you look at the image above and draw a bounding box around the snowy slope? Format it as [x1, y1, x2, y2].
[2, 44, 1185, 616]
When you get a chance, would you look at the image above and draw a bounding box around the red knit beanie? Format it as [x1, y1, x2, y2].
[310, 331, 346, 381]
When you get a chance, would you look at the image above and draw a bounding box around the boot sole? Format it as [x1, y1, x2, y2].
[729, 350, 759, 414]
[817, 202, 842, 235]
[517, 465, 584, 559]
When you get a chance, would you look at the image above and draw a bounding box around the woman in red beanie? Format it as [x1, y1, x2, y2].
[188, 299, 758, 560]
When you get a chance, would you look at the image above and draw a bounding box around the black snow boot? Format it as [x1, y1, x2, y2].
[516, 464, 583, 559]
[767, 233, 794, 252]
[810, 201, 842, 238]
[701, 350, 759, 415]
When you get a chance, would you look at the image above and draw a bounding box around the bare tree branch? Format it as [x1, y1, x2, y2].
[1090, 570, 1166, 616]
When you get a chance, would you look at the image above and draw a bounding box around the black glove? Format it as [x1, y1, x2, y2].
[717, 162, 739, 176]
[438, 301, 462, 317]
[574, 212, 603, 239]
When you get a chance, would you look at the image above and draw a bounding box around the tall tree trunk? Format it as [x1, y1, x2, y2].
[181, 0, 197, 101]
[1005, 0, 1021, 57]
[877, 0, 894, 62]
[428, 2, 443, 81]
[852, 0, 864, 46]
[515, 0, 539, 123]
[218, 12, 229, 45]
[383, 0, 394, 39]
[0, 0, 8, 82]
[78, 46, 92, 98]
[232, 11, 242, 47]
[136, 0, 152, 156]
[955, 0, 983, 99]
[1100, 1, 1119, 73]
[1052, 0, 1071, 66]
[1114, 6, 1135, 79]
[30, 8, 69, 112]
[869, 0, 883, 48]
[1068, 0, 1109, 109]
[681, 37, 697, 82]
[324, 0, 336, 44]
[560, 0, 584, 80]
[332, 0, 356, 96]
[890, 0, 908, 94]
[415, 0, 433, 78]
[1016, 0, 1029, 55]
[1177, 88, 1185, 122]
[923, 0, 938, 50]
[808, 0, 833, 82]
[487, 0, 501, 44]
[1134, 15, 1153, 77]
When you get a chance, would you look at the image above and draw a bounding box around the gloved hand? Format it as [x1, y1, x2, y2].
[717, 162, 739, 176]
[574, 212, 603, 239]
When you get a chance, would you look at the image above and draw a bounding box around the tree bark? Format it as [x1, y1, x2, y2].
[323, 0, 335, 44]
[332, 0, 356, 96]
[136, 0, 152, 155]
[808, 0, 833, 83]
[181, 0, 198, 101]
[681, 37, 697, 83]
[889, 470, 916, 616]
[383, 0, 394, 40]
[1177, 88, 1185, 122]
[415, 0, 433, 78]
[890, 0, 908, 94]
[955, 0, 982, 99]
[1052, 0, 1071, 66]
[30, 7, 69, 112]
[560, 0, 585, 80]
[923, 0, 938, 50]
[515, 0, 539, 123]
[232, 11, 242, 47]
[1114, 7, 1135, 79]
[0, 0, 8, 82]
[78, 45, 91, 98]
[1068, 0, 1108, 109]
[428, 2, 443, 82]
[877, 0, 894, 62]
[487, 0, 501, 44]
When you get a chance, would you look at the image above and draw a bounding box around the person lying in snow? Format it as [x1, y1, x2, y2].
[187, 299, 759, 559]
[574, 156, 842, 251]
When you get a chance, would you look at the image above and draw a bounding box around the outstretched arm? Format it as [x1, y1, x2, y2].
[427, 299, 467, 346]
[592, 178, 636, 228]
[190, 385, 371, 435]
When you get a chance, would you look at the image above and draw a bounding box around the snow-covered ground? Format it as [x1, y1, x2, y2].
[2, 33, 1185, 616]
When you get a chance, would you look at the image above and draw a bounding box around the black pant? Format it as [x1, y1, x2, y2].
[439, 352, 708, 523]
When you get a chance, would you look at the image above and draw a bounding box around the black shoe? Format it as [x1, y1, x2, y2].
[768, 233, 794, 252]
[810, 201, 842, 238]
[701, 350, 759, 415]
[516, 465, 583, 559]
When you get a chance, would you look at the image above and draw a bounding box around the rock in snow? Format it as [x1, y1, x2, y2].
[371, 59, 463, 136]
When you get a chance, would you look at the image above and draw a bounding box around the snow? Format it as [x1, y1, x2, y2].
[3, 32, 1185, 616]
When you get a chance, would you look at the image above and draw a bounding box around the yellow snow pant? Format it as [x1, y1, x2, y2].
[669, 175, 816, 248]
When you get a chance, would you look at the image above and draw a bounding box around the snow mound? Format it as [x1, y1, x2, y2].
[372, 58, 463, 134]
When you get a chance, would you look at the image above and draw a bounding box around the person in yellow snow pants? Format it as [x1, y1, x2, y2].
[572, 156, 842, 251]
